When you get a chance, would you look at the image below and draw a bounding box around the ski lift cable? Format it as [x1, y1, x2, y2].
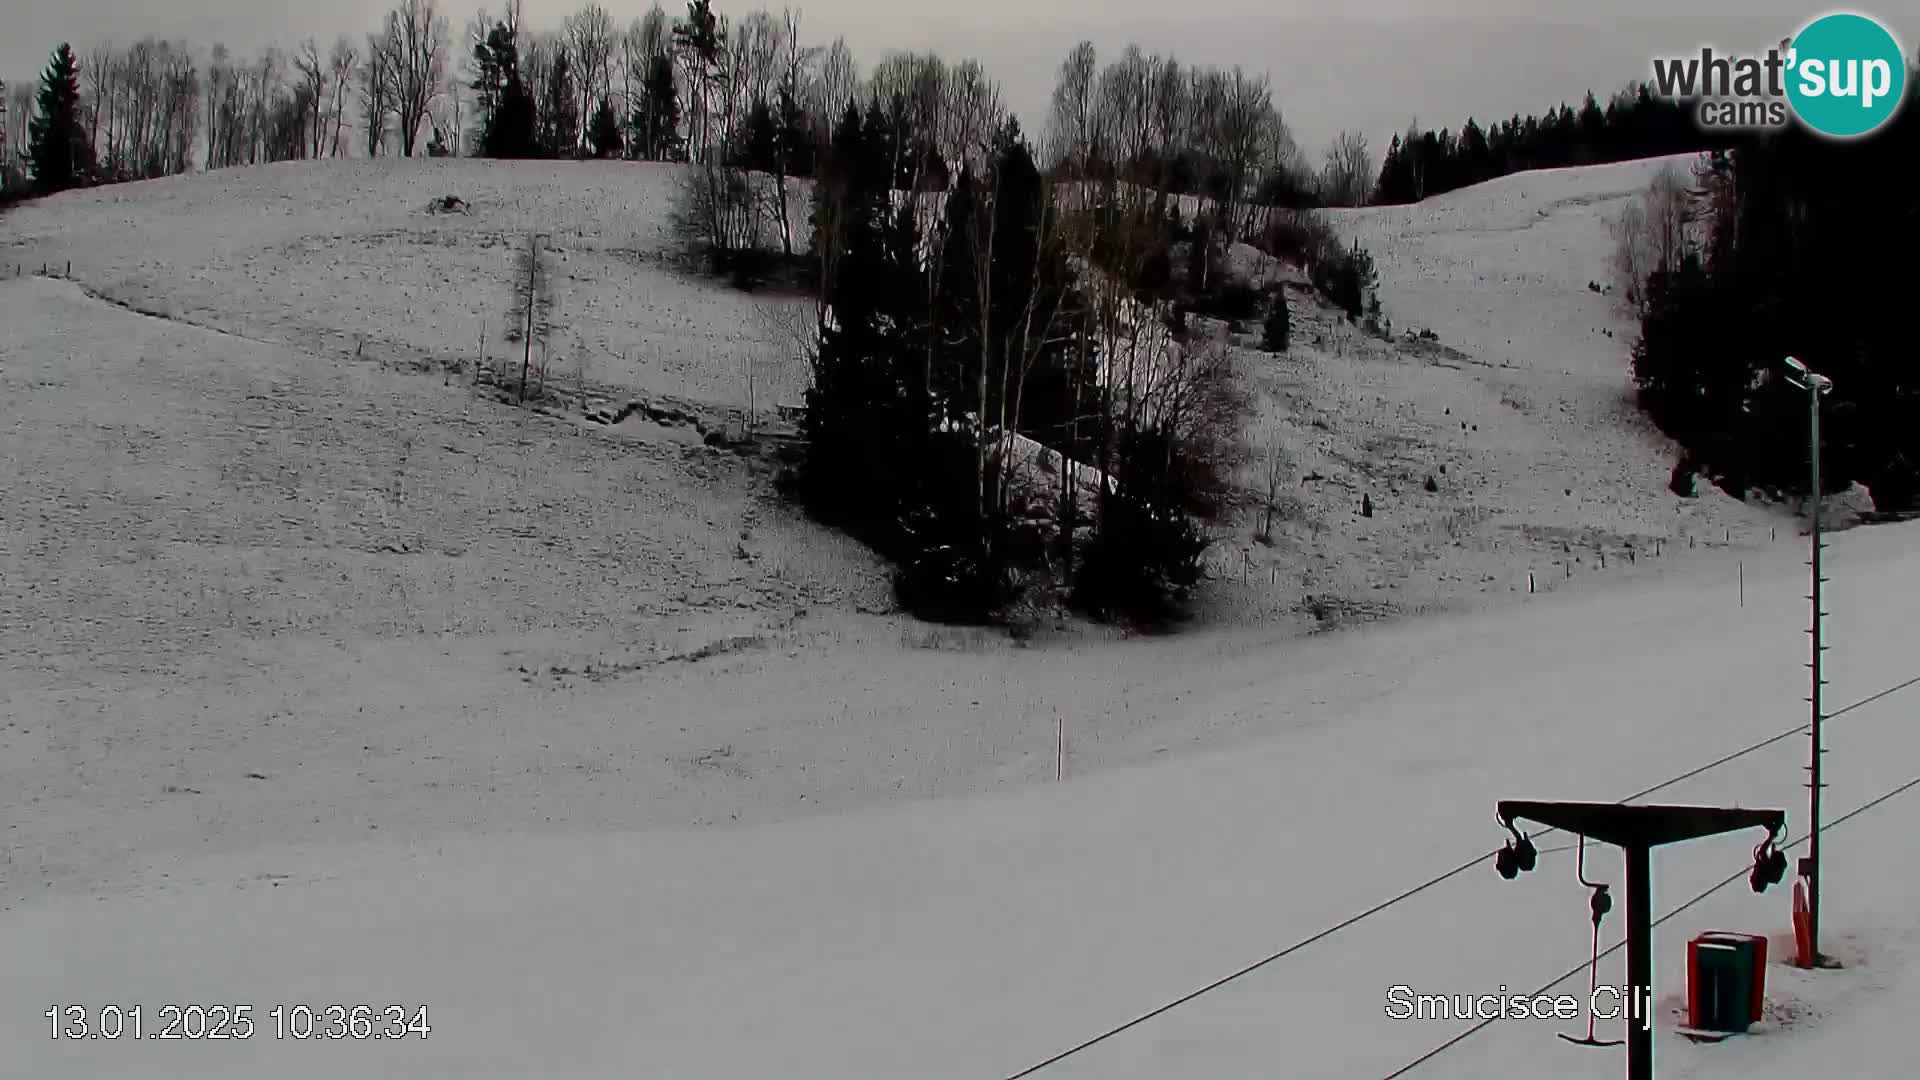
[1002, 842, 1500, 1080]
[999, 672, 1920, 1080]
[1380, 768, 1920, 1079]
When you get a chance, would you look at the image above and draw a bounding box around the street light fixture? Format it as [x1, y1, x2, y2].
[1784, 356, 1833, 395]
[1783, 356, 1837, 969]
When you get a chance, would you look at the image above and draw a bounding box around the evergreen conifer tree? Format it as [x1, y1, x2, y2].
[1263, 289, 1291, 353]
[588, 96, 623, 158]
[28, 44, 92, 194]
[633, 54, 680, 161]
[477, 24, 538, 159]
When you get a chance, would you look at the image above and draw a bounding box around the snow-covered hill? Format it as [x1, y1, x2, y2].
[3, 154, 1782, 634]
[7, 154, 1910, 1079]
[5, 482, 1915, 1080]
[0, 158, 815, 410]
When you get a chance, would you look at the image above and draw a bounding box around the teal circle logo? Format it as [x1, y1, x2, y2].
[1786, 12, 1907, 137]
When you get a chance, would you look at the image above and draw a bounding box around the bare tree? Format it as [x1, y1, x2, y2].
[767, 6, 820, 256]
[204, 44, 230, 169]
[126, 42, 165, 173]
[861, 49, 945, 193]
[615, 5, 671, 156]
[384, 0, 450, 157]
[1610, 199, 1649, 305]
[212, 46, 247, 167]
[637, 5, 670, 60]
[1147, 54, 1188, 186]
[1612, 163, 1692, 309]
[0, 80, 13, 192]
[7, 80, 32, 163]
[734, 9, 781, 112]
[1643, 164, 1690, 276]
[242, 47, 285, 165]
[617, 18, 642, 150]
[506, 231, 554, 402]
[177, 46, 205, 174]
[939, 58, 1002, 178]
[674, 154, 765, 276]
[0, 81, 12, 189]
[706, 12, 759, 166]
[565, 3, 615, 154]
[295, 38, 328, 159]
[672, 0, 728, 162]
[1211, 67, 1277, 241]
[1046, 40, 1098, 175]
[362, 32, 396, 157]
[813, 35, 857, 133]
[1094, 46, 1153, 185]
[87, 42, 117, 172]
[151, 41, 201, 176]
[865, 49, 915, 173]
[946, 148, 1087, 532]
[327, 37, 360, 157]
[900, 52, 946, 196]
[1257, 429, 1290, 542]
[1319, 130, 1373, 207]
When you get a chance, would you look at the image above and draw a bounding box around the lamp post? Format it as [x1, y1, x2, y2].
[1783, 356, 1834, 968]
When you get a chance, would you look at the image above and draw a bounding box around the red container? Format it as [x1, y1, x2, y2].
[1688, 931, 1768, 1031]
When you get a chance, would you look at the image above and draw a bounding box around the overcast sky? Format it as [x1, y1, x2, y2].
[4, 0, 1903, 155]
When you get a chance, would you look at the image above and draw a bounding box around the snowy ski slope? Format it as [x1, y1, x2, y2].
[3, 154, 1912, 1079]
[4, 491, 1915, 1080]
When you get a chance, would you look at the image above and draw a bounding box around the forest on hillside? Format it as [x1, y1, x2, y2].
[11, 1, 1914, 597]
[1628, 73, 1920, 515]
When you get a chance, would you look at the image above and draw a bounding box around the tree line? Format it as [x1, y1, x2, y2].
[11, 1, 1726, 210]
[787, 36, 1386, 624]
[1372, 84, 1732, 205]
[797, 103, 1251, 624]
[9, 0, 1369, 622]
[1628, 71, 1920, 514]
[9, 0, 462, 195]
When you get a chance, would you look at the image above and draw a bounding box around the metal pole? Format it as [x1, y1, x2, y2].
[1805, 383, 1825, 965]
[1625, 843, 1653, 1080]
